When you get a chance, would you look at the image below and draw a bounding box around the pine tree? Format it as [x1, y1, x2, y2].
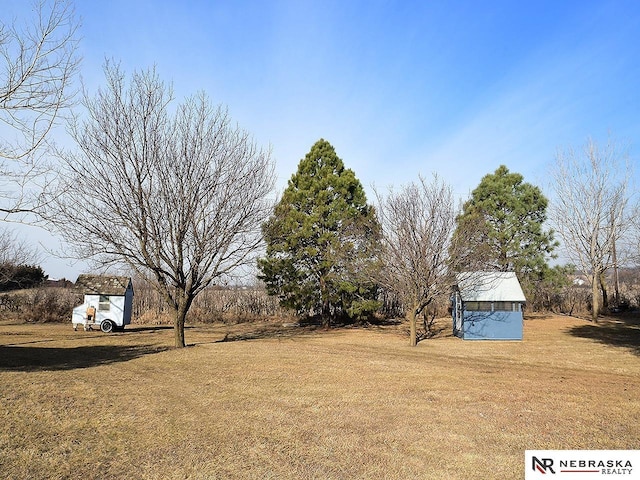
[451, 165, 557, 280]
[258, 139, 381, 327]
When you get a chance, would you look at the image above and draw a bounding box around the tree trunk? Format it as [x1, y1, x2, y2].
[172, 292, 193, 348]
[612, 238, 620, 305]
[599, 271, 608, 311]
[409, 309, 417, 347]
[322, 292, 330, 328]
[422, 311, 434, 338]
[174, 310, 186, 348]
[320, 275, 331, 329]
[591, 272, 600, 323]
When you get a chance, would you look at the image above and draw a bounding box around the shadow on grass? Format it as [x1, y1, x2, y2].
[215, 324, 323, 343]
[0, 344, 170, 371]
[215, 318, 405, 343]
[126, 325, 175, 332]
[567, 313, 640, 356]
[417, 322, 453, 343]
[524, 313, 556, 321]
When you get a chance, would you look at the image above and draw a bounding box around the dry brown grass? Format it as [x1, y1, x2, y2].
[1, 314, 639, 479]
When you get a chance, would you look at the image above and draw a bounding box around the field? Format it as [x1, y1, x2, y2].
[1, 314, 639, 479]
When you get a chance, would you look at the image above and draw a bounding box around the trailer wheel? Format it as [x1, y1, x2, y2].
[100, 320, 114, 333]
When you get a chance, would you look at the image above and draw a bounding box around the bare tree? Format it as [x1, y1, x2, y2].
[46, 64, 275, 347]
[0, 227, 39, 264]
[1, 0, 80, 217]
[549, 139, 632, 322]
[0, 226, 43, 290]
[631, 203, 640, 269]
[375, 175, 456, 346]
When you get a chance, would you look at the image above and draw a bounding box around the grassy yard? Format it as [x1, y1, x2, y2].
[1, 314, 639, 479]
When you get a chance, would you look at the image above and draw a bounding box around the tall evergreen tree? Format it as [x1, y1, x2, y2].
[258, 139, 381, 327]
[451, 165, 557, 280]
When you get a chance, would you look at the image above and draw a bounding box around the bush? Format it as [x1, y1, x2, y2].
[0, 287, 82, 323]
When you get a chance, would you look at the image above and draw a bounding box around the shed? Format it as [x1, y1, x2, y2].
[451, 271, 526, 340]
[71, 275, 134, 333]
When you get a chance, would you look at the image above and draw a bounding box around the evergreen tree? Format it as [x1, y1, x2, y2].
[258, 139, 381, 327]
[0, 263, 47, 291]
[451, 165, 557, 280]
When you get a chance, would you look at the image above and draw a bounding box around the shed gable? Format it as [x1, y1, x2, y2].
[456, 271, 526, 303]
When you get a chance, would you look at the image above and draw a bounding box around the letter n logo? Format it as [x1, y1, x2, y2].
[532, 456, 555, 474]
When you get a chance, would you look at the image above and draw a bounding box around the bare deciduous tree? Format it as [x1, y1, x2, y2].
[0, 226, 40, 264]
[0, 226, 43, 290]
[549, 139, 632, 322]
[1, 0, 80, 218]
[46, 64, 275, 347]
[631, 203, 640, 269]
[375, 175, 456, 346]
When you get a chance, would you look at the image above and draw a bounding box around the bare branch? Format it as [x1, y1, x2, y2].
[549, 138, 633, 320]
[45, 64, 275, 347]
[0, 226, 41, 266]
[0, 0, 80, 218]
[375, 174, 456, 345]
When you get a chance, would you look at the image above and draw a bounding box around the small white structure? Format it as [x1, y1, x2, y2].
[72, 275, 134, 333]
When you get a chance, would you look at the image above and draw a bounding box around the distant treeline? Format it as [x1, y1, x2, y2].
[0, 263, 47, 292]
[0, 269, 638, 325]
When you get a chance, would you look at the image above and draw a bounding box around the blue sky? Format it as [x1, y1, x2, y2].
[7, 0, 640, 278]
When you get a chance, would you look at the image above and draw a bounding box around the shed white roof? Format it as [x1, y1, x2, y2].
[456, 271, 526, 302]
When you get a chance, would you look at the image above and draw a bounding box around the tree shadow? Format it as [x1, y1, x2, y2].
[418, 321, 452, 342]
[358, 317, 404, 328]
[566, 314, 640, 356]
[0, 344, 170, 371]
[127, 325, 175, 331]
[215, 323, 323, 343]
[213, 317, 406, 343]
[524, 313, 556, 320]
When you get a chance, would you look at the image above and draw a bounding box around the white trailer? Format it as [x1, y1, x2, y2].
[72, 275, 134, 333]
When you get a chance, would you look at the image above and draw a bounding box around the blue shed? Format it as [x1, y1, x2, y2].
[452, 271, 526, 340]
